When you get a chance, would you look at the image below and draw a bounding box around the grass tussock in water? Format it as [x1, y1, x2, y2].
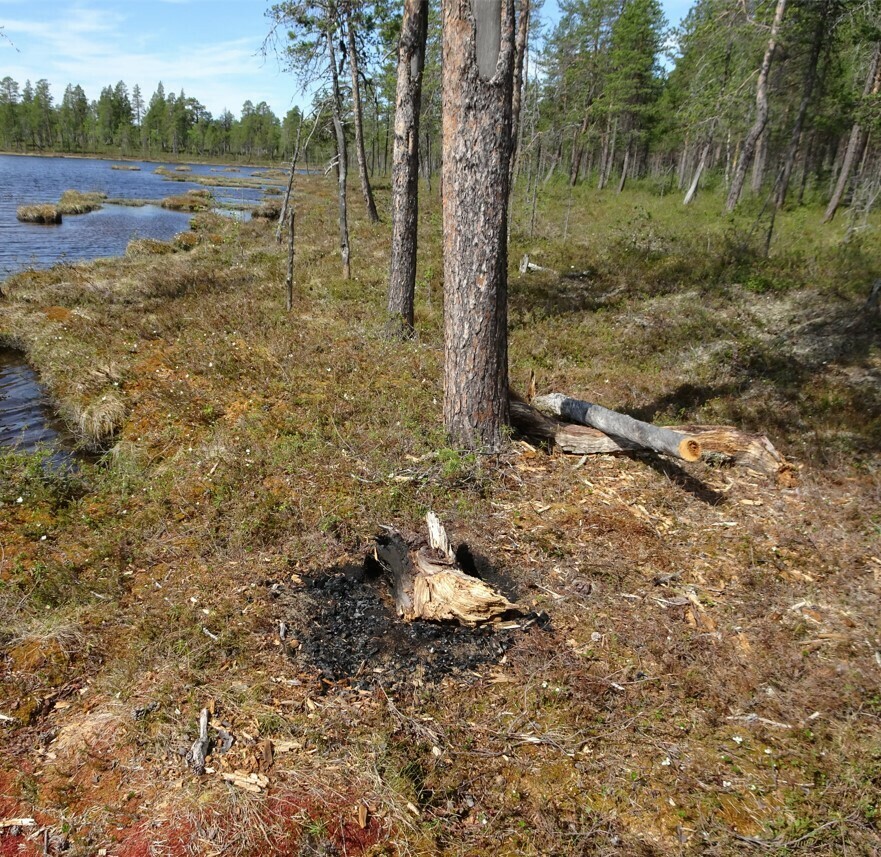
[58, 189, 107, 215]
[161, 189, 213, 212]
[1, 175, 880, 856]
[16, 203, 62, 224]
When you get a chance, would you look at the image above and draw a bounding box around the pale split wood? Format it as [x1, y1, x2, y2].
[375, 513, 517, 626]
[426, 510, 455, 561]
[187, 707, 210, 774]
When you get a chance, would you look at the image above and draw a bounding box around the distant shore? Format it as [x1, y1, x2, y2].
[0, 149, 285, 169]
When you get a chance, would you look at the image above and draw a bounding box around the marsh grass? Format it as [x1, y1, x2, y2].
[57, 189, 106, 215]
[161, 189, 214, 212]
[16, 203, 62, 224]
[0, 175, 879, 855]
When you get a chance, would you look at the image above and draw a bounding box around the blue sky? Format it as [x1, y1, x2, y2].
[1, 0, 694, 121]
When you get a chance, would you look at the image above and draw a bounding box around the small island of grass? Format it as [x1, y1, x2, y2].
[161, 189, 213, 211]
[58, 190, 107, 214]
[16, 203, 62, 224]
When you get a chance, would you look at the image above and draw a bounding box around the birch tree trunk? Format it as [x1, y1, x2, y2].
[346, 14, 380, 223]
[725, 0, 786, 212]
[327, 9, 351, 279]
[823, 42, 881, 223]
[386, 0, 429, 337]
[442, 0, 516, 450]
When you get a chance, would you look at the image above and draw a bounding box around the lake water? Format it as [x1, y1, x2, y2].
[0, 154, 274, 458]
[0, 154, 268, 276]
[0, 347, 77, 455]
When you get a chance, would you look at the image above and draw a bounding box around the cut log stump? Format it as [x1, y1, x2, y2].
[375, 513, 517, 626]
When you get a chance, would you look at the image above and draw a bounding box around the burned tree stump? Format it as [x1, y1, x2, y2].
[375, 513, 517, 626]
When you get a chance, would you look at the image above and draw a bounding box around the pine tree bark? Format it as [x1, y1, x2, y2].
[442, 0, 516, 450]
[346, 14, 380, 223]
[327, 9, 351, 279]
[386, 0, 429, 337]
[725, 0, 786, 212]
[823, 42, 881, 223]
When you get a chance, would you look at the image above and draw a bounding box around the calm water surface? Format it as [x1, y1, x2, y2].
[0, 154, 265, 276]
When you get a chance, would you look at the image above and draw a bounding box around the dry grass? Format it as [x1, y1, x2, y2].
[161, 190, 214, 212]
[252, 198, 282, 220]
[16, 203, 62, 224]
[58, 190, 107, 214]
[0, 175, 879, 855]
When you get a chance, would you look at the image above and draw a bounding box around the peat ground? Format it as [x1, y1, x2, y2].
[0, 176, 879, 856]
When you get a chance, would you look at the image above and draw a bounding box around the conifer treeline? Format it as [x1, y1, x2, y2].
[3, 0, 879, 222]
[523, 0, 881, 217]
[0, 78, 303, 159]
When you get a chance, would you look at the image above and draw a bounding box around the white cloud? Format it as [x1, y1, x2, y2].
[1, 3, 301, 117]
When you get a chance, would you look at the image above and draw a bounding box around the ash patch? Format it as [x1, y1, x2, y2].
[284, 562, 526, 691]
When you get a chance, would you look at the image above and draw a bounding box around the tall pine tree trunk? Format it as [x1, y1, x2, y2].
[823, 42, 881, 223]
[386, 0, 429, 337]
[725, 0, 786, 212]
[327, 9, 351, 279]
[346, 14, 380, 223]
[442, 0, 515, 450]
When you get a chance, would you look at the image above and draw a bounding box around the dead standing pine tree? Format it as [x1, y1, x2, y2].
[269, 0, 353, 279]
[386, 0, 429, 337]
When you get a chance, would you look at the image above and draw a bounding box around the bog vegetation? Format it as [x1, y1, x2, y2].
[1, 0, 880, 855]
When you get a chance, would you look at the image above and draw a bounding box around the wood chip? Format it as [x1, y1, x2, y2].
[221, 771, 269, 793]
[0, 819, 36, 828]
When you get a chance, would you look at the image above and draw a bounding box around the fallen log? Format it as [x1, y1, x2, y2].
[533, 392, 702, 462]
[509, 396, 793, 482]
[375, 512, 517, 626]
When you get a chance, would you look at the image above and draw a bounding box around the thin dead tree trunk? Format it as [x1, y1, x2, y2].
[442, 0, 516, 450]
[277, 112, 322, 310]
[823, 41, 881, 223]
[599, 114, 617, 190]
[725, 0, 787, 212]
[508, 0, 530, 189]
[774, 2, 827, 208]
[751, 132, 767, 194]
[683, 140, 710, 205]
[386, 0, 429, 337]
[346, 12, 380, 223]
[616, 137, 631, 194]
[327, 7, 352, 279]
